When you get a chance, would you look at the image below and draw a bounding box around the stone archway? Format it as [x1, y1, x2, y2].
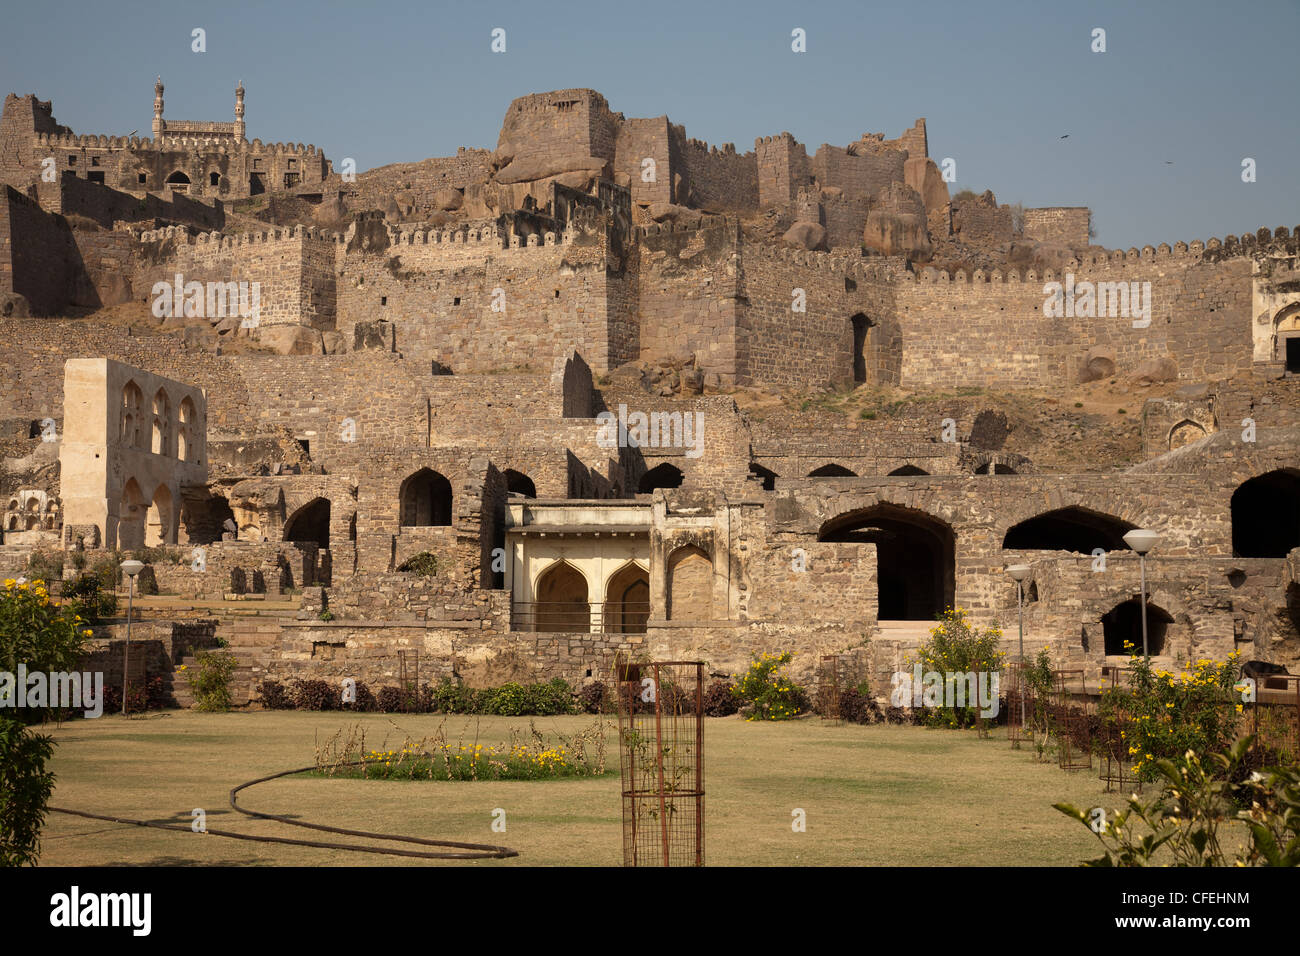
[534, 560, 590, 632]
[1232, 469, 1300, 558]
[820, 503, 955, 621]
[1167, 419, 1207, 450]
[1102, 598, 1174, 656]
[117, 478, 148, 550]
[1003, 506, 1137, 554]
[604, 561, 650, 633]
[639, 463, 683, 494]
[399, 469, 452, 526]
[284, 497, 331, 550]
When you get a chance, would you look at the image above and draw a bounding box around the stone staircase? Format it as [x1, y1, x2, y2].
[160, 604, 299, 709]
[875, 620, 936, 644]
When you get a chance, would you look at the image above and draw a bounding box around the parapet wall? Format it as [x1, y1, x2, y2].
[135, 224, 340, 329]
[673, 128, 758, 212]
[893, 249, 1258, 387]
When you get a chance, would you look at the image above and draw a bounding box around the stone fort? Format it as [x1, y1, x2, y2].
[1, 83, 1298, 700]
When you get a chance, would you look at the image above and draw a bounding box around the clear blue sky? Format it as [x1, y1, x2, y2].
[3, 0, 1296, 249]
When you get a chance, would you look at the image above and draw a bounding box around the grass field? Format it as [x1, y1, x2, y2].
[37, 710, 1119, 866]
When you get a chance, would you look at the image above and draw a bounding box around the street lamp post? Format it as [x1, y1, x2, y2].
[1006, 564, 1030, 737]
[120, 559, 145, 716]
[1122, 530, 1162, 660]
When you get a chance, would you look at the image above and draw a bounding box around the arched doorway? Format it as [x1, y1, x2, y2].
[399, 469, 452, 526]
[284, 497, 331, 550]
[117, 478, 148, 550]
[1232, 469, 1300, 557]
[666, 546, 713, 621]
[639, 463, 683, 493]
[1102, 598, 1173, 656]
[534, 560, 590, 632]
[819, 504, 956, 621]
[604, 562, 650, 633]
[1002, 506, 1136, 553]
[888, 465, 929, 476]
[165, 170, 191, 193]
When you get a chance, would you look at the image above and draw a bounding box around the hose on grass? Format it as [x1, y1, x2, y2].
[49, 758, 519, 861]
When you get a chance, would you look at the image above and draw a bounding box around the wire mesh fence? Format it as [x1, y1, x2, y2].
[613, 658, 704, 867]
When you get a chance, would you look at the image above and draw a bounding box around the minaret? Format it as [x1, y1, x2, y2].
[152, 76, 164, 140]
[233, 80, 245, 141]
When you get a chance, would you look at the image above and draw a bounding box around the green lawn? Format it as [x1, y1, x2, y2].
[38, 710, 1116, 866]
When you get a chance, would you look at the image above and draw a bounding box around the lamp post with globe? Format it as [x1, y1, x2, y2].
[1122, 529, 1162, 660]
[120, 559, 145, 715]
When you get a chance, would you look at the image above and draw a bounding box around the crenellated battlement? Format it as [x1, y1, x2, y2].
[746, 239, 893, 282]
[682, 137, 748, 157]
[34, 130, 325, 156]
[138, 223, 347, 248]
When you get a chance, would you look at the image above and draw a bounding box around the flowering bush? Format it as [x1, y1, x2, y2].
[313, 720, 609, 781]
[732, 652, 809, 721]
[1099, 645, 1241, 782]
[909, 607, 1005, 729]
[0, 577, 92, 867]
[1, 578, 93, 725]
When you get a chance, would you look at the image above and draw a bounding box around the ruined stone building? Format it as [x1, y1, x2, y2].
[1, 86, 1297, 697]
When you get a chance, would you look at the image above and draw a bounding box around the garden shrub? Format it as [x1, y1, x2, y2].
[838, 686, 881, 724]
[910, 607, 1005, 728]
[258, 679, 293, 710]
[376, 685, 403, 712]
[431, 677, 481, 714]
[292, 679, 338, 711]
[0, 720, 55, 866]
[1099, 647, 1241, 782]
[187, 650, 238, 712]
[577, 681, 610, 714]
[100, 675, 167, 714]
[703, 679, 739, 717]
[0, 577, 90, 866]
[732, 652, 809, 721]
[523, 678, 574, 715]
[484, 682, 529, 715]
